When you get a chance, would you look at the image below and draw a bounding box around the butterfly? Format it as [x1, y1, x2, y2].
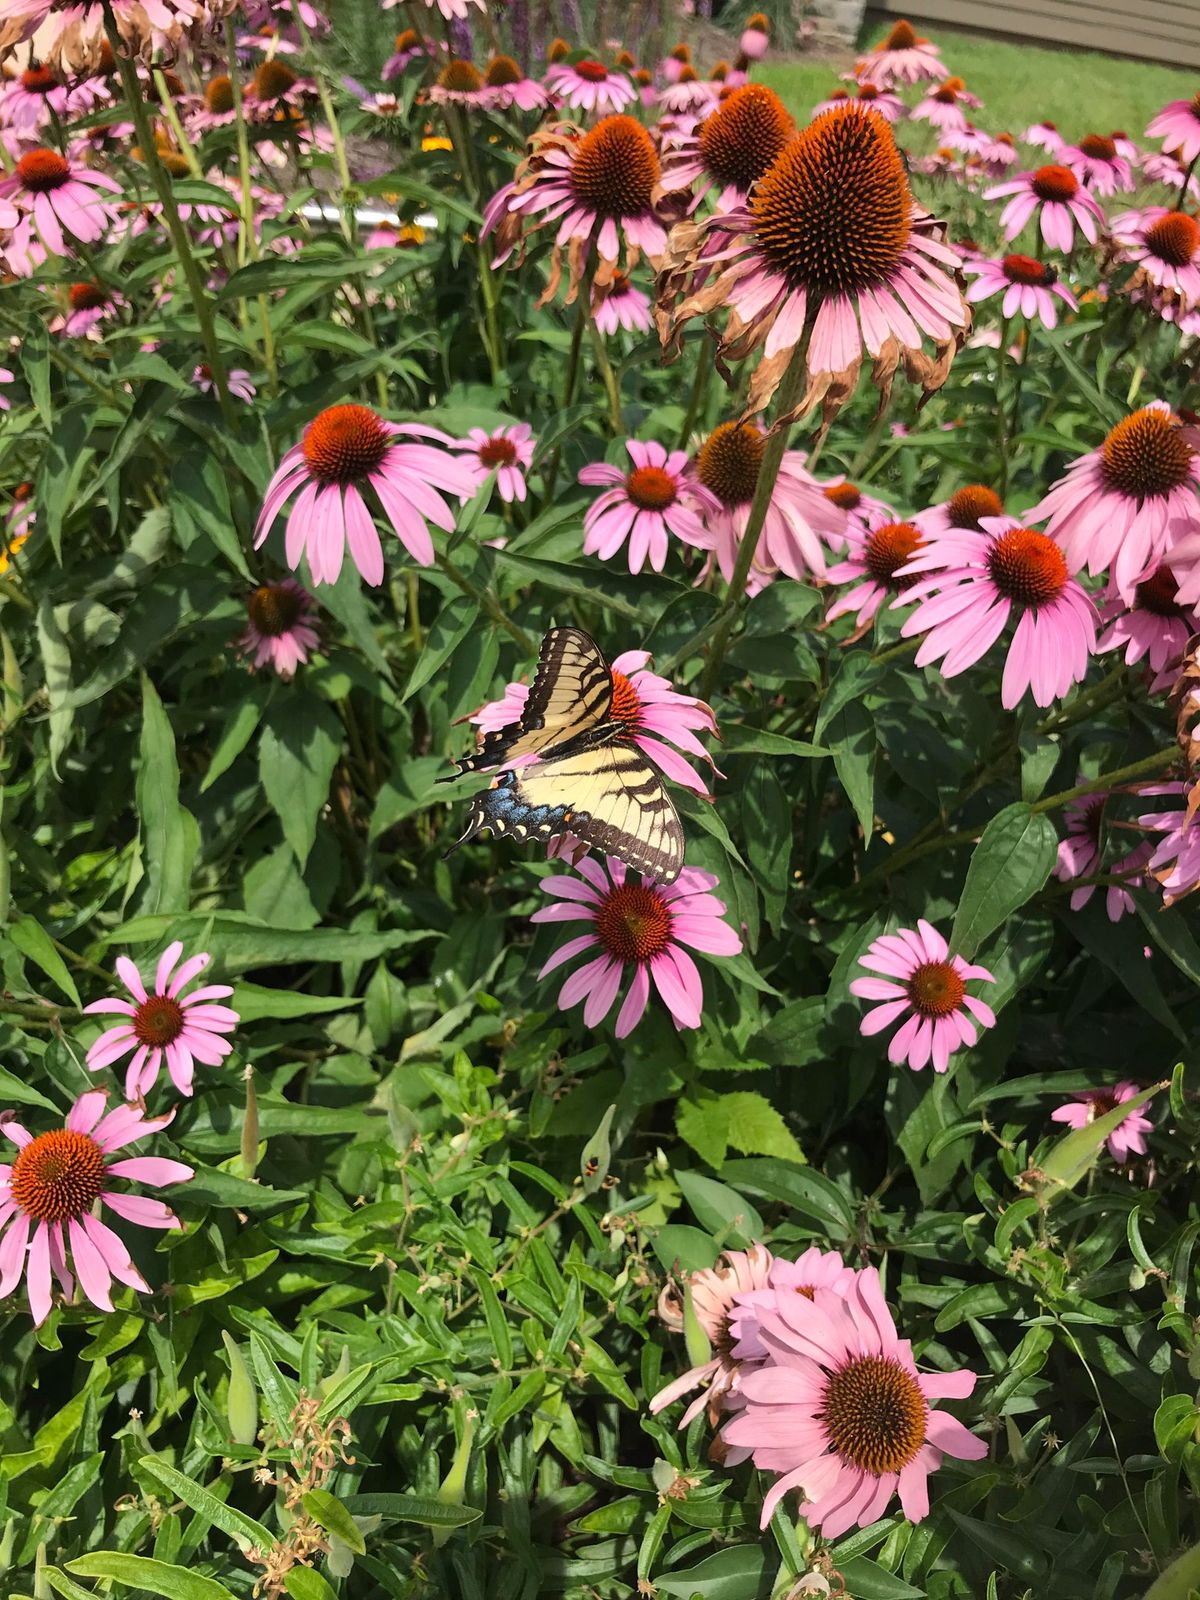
[444, 626, 685, 884]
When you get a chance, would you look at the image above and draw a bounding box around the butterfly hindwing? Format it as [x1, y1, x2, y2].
[453, 743, 685, 885]
[453, 626, 614, 774]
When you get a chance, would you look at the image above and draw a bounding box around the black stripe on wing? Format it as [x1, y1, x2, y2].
[452, 626, 613, 776]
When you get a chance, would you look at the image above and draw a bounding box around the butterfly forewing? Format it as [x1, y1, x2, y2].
[454, 626, 614, 774]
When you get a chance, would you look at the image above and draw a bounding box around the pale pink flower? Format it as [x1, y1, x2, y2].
[965, 253, 1078, 329]
[985, 164, 1104, 252]
[659, 48, 691, 85]
[50, 280, 124, 337]
[0, 147, 120, 275]
[254, 404, 477, 585]
[649, 1245, 773, 1424]
[723, 1266, 986, 1534]
[851, 920, 996, 1073]
[1022, 119, 1063, 154]
[1097, 564, 1198, 690]
[814, 84, 905, 122]
[239, 578, 319, 679]
[533, 858, 741, 1036]
[0, 62, 92, 131]
[428, 59, 491, 108]
[579, 438, 718, 574]
[0, 1093, 193, 1325]
[84, 942, 239, 1099]
[1147, 96, 1200, 166]
[474, 647, 721, 797]
[1062, 135, 1134, 195]
[194, 363, 255, 403]
[418, 0, 483, 19]
[740, 16, 769, 59]
[1135, 780, 1200, 905]
[382, 28, 428, 80]
[853, 19, 944, 87]
[1109, 206, 1200, 303]
[1030, 402, 1200, 601]
[728, 1248, 857, 1362]
[825, 507, 927, 629]
[544, 59, 636, 115]
[593, 271, 653, 335]
[1051, 1081, 1152, 1161]
[911, 78, 982, 132]
[454, 424, 534, 504]
[0, 367, 13, 410]
[659, 72, 718, 116]
[687, 422, 847, 588]
[1141, 151, 1200, 200]
[481, 56, 551, 112]
[898, 516, 1098, 708]
[1054, 790, 1148, 921]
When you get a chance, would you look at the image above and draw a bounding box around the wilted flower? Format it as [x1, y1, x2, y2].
[85, 942, 239, 1099]
[649, 1245, 773, 1423]
[1134, 780, 1200, 905]
[239, 579, 319, 679]
[578, 438, 718, 574]
[851, 921, 996, 1072]
[254, 405, 477, 584]
[899, 515, 1098, 708]
[533, 858, 742, 1036]
[1051, 1082, 1153, 1161]
[658, 106, 967, 423]
[723, 1266, 986, 1534]
[0, 1093, 192, 1325]
[592, 271, 653, 335]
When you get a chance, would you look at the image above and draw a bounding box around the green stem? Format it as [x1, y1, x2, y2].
[677, 341, 711, 450]
[224, 18, 277, 391]
[1029, 747, 1177, 815]
[585, 300, 622, 435]
[103, 9, 238, 428]
[436, 553, 534, 654]
[695, 337, 812, 703]
[542, 298, 587, 501]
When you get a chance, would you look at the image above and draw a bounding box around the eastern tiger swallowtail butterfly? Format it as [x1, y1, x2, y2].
[444, 626, 685, 884]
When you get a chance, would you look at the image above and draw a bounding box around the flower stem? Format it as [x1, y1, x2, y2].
[103, 7, 238, 428]
[542, 298, 587, 502]
[436, 552, 534, 654]
[224, 18, 277, 391]
[677, 342, 711, 451]
[696, 336, 813, 702]
[1029, 747, 1177, 815]
[585, 299, 622, 434]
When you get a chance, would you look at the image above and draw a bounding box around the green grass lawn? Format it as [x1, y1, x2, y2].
[760, 25, 1197, 140]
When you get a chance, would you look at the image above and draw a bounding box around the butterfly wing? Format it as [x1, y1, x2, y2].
[450, 744, 685, 885]
[453, 626, 614, 774]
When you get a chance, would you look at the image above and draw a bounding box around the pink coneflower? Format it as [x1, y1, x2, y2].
[0, 1093, 192, 1325]
[650, 1245, 774, 1424]
[659, 44, 691, 85]
[851, 921, 996, 1073]
[382, 27, 427, 80]
[1142, 151, 1200, 200]
[239, 578, 319, 678]
[50, 280, 124, 337]
[482, 54, 550, 111]
[474, 647, 721, 796]
[899, 515, 1098, 708]
[487, 115, 668, 306]
[914, 482, 1005, 539]
[1022, 119, 1062, 153]
[6, 482, 34, 544]
[985, 164, 1104, 252]
[193, 362, 255, 403]
[245, 57, 314, 112]
[659, 69, 718, 117]
[965, 253, 1078, 329]
[817, 475, 893, 540]
[455, 424, 534, 504]
[593, 270, 653, 334]
[1051, 1081, 1152, 1161]
[911, 76, 981, 132]
[417, 0, 484, 18]
[1030, 402, 1200, 600]
[1097, 565, 1198, 689]
[976, 132, 1020, 176]
[1063, 133, 1134, 195]
[533, 857, 741, 1036]
[819, 82, 906, 122]
[723, 1266, 986, 1534]
[428, 58, 491, 108]
[740, 12, 770, 59]
[254, 404, 476, 585]
[853, 19, 943, 87]
[0, 147, 121, 275]
[1109, 207, 1200, 303]
[659, 82, 795, 214]
[84, 941, 239, 1100]
[687, 422, 846, 587]
[660, 107, 967, 422]
[1147, 94, 1200, 166]
[825, 508, 926, 629]
[1135, 780, 1200, 905]
[1053, 791, 1148, 920]
[545, 59, 636, 115]
[727, 1248, 856, 1363]
[578, 438, 717, 574]
[0, 61, 89, 131]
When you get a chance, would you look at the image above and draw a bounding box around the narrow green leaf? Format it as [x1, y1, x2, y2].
[137, 1457, 275, 1553]
[137, 673, 197, 916]
[302, 1491, 366, 1556]
[67, 1554, 238, 1600]
[9, 916, 81, 1006]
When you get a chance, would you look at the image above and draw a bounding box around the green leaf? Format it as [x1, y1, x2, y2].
[826, 699, 876, 839]
[722, 726, 827, 759]
[37, 403, 92, 564]
[9, 916, 81, 1006]
[653, 1545, 772, 1598]
[676, 1171, 764, 1246]
[285, 1569, 340, 1600]
[107, 912, 432, 974]
[230, 981, 359, 1021]
[403, 595, 478, 702]
[1038, 1081, 1164, 1194]
[136, 1458, 275, 1553]
[722, 1091, 805, 1164]
[303, 1490, 366, 1555]
[719, 1157, 854, 1236]
[258, 695, 343, 866]
[137, 673, 198, 916]
[339, 1493, 482, 1529]
[67, 1555, 238, 1600]
[950, 803, 1058, 959]
[22, 318, 51, 425]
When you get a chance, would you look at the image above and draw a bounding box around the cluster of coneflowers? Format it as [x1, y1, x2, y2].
[0, 940, 238, 1325]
